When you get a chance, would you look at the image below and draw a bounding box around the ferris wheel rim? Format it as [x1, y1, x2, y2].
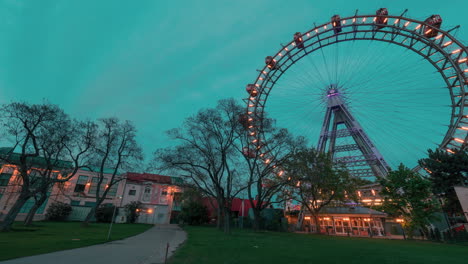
[245, 12, 468, 174]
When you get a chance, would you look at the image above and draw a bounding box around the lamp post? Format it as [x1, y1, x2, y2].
[107, 196, 123, 241]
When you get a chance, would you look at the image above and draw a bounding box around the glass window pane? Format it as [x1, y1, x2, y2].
[77, 175, 88, 184]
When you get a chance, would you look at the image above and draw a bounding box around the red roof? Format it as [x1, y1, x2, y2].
[126, 172, 172, 184]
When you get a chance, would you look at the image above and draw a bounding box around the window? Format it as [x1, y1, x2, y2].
[0, 173, 12, 186]
[88, 177, 107, 195]
[142, 186, 152, 202]
[88, 177, 98, 194]
[107, 183, 118, 197]
[159, 187, 168, 204]
[0, 167, 14, 186]
[74, 175, 88, 193]
[129, 190, 136, 196]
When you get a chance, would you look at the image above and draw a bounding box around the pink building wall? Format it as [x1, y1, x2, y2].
[0, 165, 126, 221]
[119, 173, 183, 224]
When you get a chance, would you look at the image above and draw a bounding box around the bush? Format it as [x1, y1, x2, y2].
[95, 205, 116, 223]
[178, 201, 208, 225]
[46, 202, 72, 221]
[261, 208, 286, 231]
[124, 201, 143, 223]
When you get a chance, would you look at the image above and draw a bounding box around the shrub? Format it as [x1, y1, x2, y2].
[95, 205, 116, 223]
[124, 201, 143, 223]
[46, 202, 72, 221]
[178, 201, 208, 225]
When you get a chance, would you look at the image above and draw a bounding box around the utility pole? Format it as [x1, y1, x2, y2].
[107, 196, 122, 241]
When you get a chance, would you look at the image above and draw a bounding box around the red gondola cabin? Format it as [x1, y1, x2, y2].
[265, 56, 278, 69]
[424, 15, 442, 38]
[238, 114, 250, 129]
[331, 15, 342, 34]
[242, 147, 256, 158]
[375, 8, 388, 30]
[246, 84, 258, 97]
[294, 32, 304, 49]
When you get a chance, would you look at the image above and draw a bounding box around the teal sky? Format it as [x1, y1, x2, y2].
[0, 0, 467, 164]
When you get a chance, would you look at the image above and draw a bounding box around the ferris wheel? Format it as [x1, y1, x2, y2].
[241, 8, 468, 179]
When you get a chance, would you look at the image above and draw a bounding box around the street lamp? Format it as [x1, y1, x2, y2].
[107, 196, 123, 241]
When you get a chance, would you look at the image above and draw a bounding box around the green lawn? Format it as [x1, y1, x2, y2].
[0, 221, 152, 261]
[170, 226, 468, 264]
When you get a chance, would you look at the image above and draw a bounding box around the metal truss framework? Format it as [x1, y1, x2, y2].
[317, 88, 389, 179]
[244, 12, 468, 175]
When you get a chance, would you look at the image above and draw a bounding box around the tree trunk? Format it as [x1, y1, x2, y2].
[216, 203, 223, 230]
[313, 214, 320, 234]
[82, 206, 97, 226]
[223, 207, 231, 234]
[82, 198, 104, 226]
[24, 194, 47, 226]
[0, 193, 30, 232]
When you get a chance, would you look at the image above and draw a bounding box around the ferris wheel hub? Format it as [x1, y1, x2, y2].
[327, 87, 340, 97]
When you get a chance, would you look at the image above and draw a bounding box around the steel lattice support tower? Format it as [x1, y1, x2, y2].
[317, 86, 389, 179]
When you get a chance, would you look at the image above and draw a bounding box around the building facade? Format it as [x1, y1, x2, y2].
[0, 165, 127, 221]
[118, 172, 183, 225]
[287, 207, 388, 236]
[0, 165, 183, 224]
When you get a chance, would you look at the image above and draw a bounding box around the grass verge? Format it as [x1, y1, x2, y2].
[169, 226, 467, 264]
[0, 221, 152, 261]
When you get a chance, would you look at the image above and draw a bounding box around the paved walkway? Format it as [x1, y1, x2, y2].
[1, 224, 187, 264]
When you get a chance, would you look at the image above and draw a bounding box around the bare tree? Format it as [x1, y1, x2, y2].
[22, 120, 96, 225]
[235, 117, 305, 230]
[152, 98, 245, 233]
[283, 148, 358, 233]
[0, 103, 94, 231]
[82, 118, 143, 225]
